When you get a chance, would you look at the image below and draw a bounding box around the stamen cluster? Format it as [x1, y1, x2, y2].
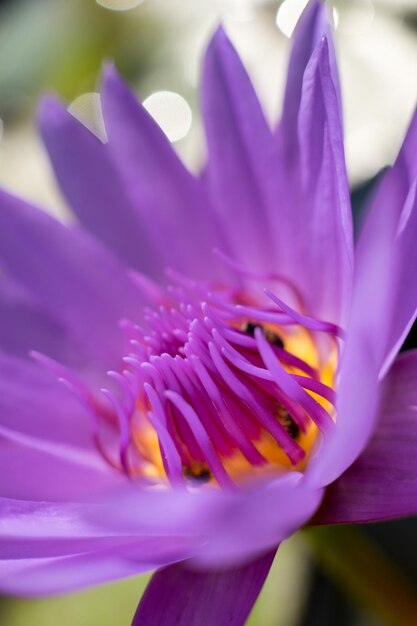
[100, 277, 337, 489]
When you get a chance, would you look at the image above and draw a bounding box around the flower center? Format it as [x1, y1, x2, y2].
[98, 276, 338, 490]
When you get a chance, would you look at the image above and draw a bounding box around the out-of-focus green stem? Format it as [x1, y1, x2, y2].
[304, 525, 417, 626]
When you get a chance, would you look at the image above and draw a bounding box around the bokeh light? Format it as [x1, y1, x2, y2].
[142, 90, 192, 143]
[67, 92, 107, 142]
[96, 0, 144, 11]
[275, 0, 310, 38]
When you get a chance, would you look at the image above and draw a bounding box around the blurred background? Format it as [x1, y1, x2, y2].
[0, 0, 417, 624]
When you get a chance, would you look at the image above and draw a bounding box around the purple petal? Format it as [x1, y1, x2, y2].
[100, 65, 228, 283]
[356, 109, 417, 375]
[0, 189, 144, 381]
[0, 352, 121, 502]
[202, 27, 276, 272]
[38, 95, 163, 279]
[0, 497, 194, 594]
[0, 557, 144, 597]
[132, 550, 276, 626]
[280, 0, 341, 158]
[363, 107, 417, 236]
[0, 549, 158, 596]
[84, 473, 323, 568]
[0, 439, 123, 501]
[0, 498, 123, 551]
[0, 342, 123, 503]
[314, 350, 417, 524]
[307, 180, 400, 487]
[276, 37, 353, 324]
[192, 475, 322, 567]
[0, 352, 94, 447]
[0, 497, 193, 562]
[265, 1, 352, 324]
[316, 153, 417, 486]
[0, 275, 74, 363]
[381, 179, 417, 373]
[0, 474, 321, 594]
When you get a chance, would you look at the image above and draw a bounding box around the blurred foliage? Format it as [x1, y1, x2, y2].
[0, 574, 150, 626]
[0, 0, 164, 121]
[305, 526, 417, 626]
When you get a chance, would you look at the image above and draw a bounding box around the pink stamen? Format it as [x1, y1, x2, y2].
[255, 328, 335, 434]
[165, 390, 235, 490]
[144, 383, 184, 485]
[265, 289, 346, 339]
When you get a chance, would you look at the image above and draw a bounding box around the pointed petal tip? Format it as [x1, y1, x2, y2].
[100, 61, 123, 95]
[37, 93, 68, 131]
[101, 60, 117, 81]
[211, 23, 228, 44]
[310, 33, 330, 65]
[319, 34, 331, 56]
[205, 24, 235, 63]
[297, 0, 327, 33]
[100, 62, 138, 120]
[303, 0, 322, 18]
[302, 34, 334, 95]
[315, 35, 334, 78]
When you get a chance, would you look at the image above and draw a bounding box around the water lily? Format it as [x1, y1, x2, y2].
[0, 1, 416, 624]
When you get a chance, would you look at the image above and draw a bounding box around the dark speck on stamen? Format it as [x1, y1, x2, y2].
[241, 321, 261, 337]
[183, 465, 212, 483]
[279, 411, 300, 440]
[264, 328, 284, 349]
[242, 321, 284, 348]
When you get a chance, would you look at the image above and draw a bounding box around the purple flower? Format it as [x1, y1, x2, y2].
[0, 1, 416, 624]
